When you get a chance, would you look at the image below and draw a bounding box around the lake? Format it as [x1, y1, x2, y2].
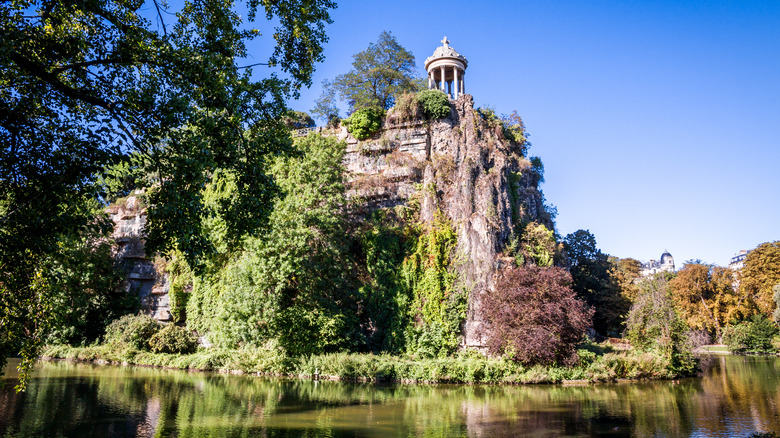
[0, 355, 778, 437]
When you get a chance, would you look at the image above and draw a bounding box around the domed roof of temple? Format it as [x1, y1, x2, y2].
[660, 250, 674, 263]
[425, 36, 468, 69]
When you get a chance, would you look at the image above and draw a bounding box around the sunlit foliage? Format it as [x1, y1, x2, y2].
[740, 241, 780, 317]
[316, 31, 421, 115]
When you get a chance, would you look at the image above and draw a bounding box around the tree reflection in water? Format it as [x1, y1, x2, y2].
[0, 355, 777, 437]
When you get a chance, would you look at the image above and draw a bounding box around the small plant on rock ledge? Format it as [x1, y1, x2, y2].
[387, 92, 422, 122]
[417, 90, 450, 119]
[344, 107, 384, 140]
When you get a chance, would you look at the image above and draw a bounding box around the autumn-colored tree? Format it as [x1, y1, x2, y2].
[739, 241, 780, 317]
[481, 266, 593, 366]
[609, 257, 643, 302]
[668, 263, 747, 339]
[774, 284, 780, 324]
[710, 266, 745, 328]
[669, 263, 718, 333]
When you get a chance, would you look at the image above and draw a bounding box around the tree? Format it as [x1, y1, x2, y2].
[311, 78, 340, 125]
[186, 133, 358, 356]
[37, 225, 134, 345]
[668, 262, 743, 339]
[710, 266, 743, 333]
[740, 241, 780, 317]
[500, 110, 530, 155]
[669, 263, 718, 334]
[324, 31, 420, 114]
[774, 284, 780, 324]
[722, 314, 779, 354]
[281, 111, 315, 129]
[626, 275, 696, 376]
[564, 229, 630, 336]
[609, 257, 642, 302]
[0, 0, 334, 389]
[481, 266, 592, 366]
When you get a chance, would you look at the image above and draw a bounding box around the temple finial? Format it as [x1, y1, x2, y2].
[441, 36, 449, 46]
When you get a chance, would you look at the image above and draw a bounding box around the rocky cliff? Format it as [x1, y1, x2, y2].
[333, 94, 552, 347]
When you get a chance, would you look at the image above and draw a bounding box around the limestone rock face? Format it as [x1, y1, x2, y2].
[341, 95, 551, 348]
[107, 193, 171, 322]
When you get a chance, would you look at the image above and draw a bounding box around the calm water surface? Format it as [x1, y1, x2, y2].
[0, 355, 779, 437]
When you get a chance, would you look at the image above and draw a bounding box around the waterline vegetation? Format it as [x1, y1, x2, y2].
[42, 341, 683, 385]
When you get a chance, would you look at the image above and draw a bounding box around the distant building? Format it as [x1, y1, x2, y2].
[729, 250, 749, 271]
[641, 250, 675, 277]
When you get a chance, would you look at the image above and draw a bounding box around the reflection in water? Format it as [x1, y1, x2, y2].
[0, 355, 778, 437]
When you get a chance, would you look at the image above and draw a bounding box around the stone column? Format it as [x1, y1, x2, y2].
[453, 67, 459, 99]
[428, 71, 433, 90]
[461, 73, 465, 95]
[440, 66, 446, 92]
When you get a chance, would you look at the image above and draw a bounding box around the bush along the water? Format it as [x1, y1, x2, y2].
[722, 315, 779, 354]
[481, 265, 592, 366]
[148, 324, 198, 354]
[625, 275, 698, 376]
[104, 314, 161, 350]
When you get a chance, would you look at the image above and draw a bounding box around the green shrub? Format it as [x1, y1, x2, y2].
[417, 90, 450, 119]
[104, 314, 161, 350]
[722, 322, 750, 352]
[477, 106, 501, 126]
[723, 315, 779, 353]
[148, 324, 198, 354]
[401, 218, 464, 358]
[344, 107, 384, 140]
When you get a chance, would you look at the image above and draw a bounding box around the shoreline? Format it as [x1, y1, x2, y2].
[694, 344, 780, 357]
[41, 344, 695, 385]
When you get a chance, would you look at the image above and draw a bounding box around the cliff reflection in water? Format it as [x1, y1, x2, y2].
[0, 355, 778, 437]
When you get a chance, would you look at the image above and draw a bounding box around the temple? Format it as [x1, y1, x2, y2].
[425, 36, 468, 99]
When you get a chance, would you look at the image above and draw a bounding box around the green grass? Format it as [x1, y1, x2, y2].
[697, 344, 731, 354]
[41, 342, 684, 384]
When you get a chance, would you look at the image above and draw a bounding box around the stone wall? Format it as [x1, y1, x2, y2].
[106, 193, 171, 322]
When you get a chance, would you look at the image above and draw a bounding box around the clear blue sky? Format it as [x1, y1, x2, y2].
[263, 0, 779, 267]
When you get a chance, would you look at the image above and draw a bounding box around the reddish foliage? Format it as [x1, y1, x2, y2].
[481, 266, 593, 366]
